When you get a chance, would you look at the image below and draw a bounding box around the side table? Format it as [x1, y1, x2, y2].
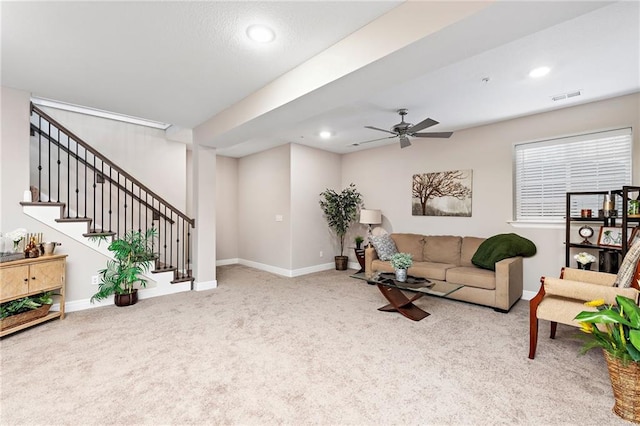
[354, 247, 365, 273]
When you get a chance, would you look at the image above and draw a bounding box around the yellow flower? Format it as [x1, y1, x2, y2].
[584, 299, 605, 307]
[579, 322, 594, 333]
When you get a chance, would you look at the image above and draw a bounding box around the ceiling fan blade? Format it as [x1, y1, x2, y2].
[408, 117, 438, 133]
[399, 135, 411, 149]
[364, 125, 398, 135]
[351, 135, 396, 146]
[412, 131, 453, 138]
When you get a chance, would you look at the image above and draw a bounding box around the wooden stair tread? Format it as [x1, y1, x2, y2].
[171, 276, 194, 284]
[19, 201, 65, 207]
[56, 218, 92, 223]
[82, 231, 116, 237]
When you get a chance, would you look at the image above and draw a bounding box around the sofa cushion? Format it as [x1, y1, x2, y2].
[471, 233, 536, 271]
[390, 233, 425, 262]
[371, 259, 395, 274]
[410, 261, 456, 281]
[370, 234, 398, 261]
[460, 237, 485, 267]
[423, 235, 462, 265]
[446, 266, 496, 290]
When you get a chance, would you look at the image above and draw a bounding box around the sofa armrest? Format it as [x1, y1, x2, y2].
[494, 256, 523, 311]
[365, 247, 378, 276]
[541, 276, 639, 304]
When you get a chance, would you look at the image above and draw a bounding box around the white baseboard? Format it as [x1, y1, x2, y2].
[194, 280, 218, 291]
[291, 262, 335, 277]
[216, 258, 239, 266]
[521, 290, 536, 301]
[238, 259, 292, 277]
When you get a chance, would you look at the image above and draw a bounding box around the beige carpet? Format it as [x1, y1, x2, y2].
[0, 265, 628, 425]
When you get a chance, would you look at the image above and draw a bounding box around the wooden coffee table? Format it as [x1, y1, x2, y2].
[367, 272, 463, 321]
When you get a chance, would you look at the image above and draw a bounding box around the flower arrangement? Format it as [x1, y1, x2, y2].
[4, 228, 27, 252]
[390, 252, 413, 270]
[575, 294, 640, 362]
[574, 252, 596, 265]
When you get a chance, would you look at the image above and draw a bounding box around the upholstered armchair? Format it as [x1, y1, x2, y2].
[529, 266, 640, 359]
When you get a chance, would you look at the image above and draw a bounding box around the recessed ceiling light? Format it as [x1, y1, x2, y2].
[319, 131, 332, 139]
[246, 25, 275, 43]
[529, 66, 550, 78]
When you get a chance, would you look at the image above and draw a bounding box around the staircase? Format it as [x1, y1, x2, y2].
[23, 104, 195, 302]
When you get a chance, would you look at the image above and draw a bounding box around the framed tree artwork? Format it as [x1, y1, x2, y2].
[412, 170, 472, 217]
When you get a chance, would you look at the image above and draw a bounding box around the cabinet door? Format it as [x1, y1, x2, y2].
[0, 265, 29, 301]
[29, 260, 64, 292]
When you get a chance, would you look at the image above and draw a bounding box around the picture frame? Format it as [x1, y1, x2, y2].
[597, 226, 636, 248]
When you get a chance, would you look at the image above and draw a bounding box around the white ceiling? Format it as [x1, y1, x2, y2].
[2, 1, 639, 157]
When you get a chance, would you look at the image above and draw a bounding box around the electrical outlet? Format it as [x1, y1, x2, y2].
[91, 275, 100, 285]
[319, 251, 323, 257]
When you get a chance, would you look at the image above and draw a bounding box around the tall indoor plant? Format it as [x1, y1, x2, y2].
[91, 228, 158, 306]
[575, 294, 640, 422]
[319, 183, 363, 270]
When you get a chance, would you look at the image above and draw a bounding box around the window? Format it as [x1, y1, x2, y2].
[514, 128, 632, 221]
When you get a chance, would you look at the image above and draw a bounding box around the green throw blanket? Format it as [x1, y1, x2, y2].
[472, 233, 537, 271]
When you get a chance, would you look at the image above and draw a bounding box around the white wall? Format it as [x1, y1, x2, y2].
[216, 155, 239, 262]
[341, 93, 640, 295]
[237, 144, 291, 270]
[290, 144, 341, 270]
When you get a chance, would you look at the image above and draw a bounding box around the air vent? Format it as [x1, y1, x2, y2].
[551, 90, 582, 102]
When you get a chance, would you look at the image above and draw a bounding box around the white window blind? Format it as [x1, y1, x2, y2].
[514, 128, 632, 221]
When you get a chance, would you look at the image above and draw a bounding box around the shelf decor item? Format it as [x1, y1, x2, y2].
[575, 295, 640, 422]
[573, 252, 596, 270]
[578, 225, 594, 244]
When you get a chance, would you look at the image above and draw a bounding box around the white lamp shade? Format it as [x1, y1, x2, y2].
[360, 209, 382, 225]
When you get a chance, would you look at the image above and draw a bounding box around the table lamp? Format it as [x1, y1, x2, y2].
[359, 209, 382, 246]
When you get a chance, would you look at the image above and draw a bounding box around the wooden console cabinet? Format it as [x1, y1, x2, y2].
[0, 254, 66, 337]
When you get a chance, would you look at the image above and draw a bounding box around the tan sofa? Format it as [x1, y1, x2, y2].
[365, 233, 523, 312]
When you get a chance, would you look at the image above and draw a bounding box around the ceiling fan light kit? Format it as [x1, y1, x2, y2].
[356, 108, 453, 149]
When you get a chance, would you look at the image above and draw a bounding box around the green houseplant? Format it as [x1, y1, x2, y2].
[575, 294, 640, 422]
[354, 235, 364, 250]
[91, 228, 158, 306]
[390, 252, 413, 282]
[319, 183, 363, 270]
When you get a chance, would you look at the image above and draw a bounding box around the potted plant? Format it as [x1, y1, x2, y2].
[319, 183, 363, 270]
[390, 252, 413, 282]
[354, 235, 364, 250]
[0, 291, 53, 330]
[90, 228, 158, 306]
[575, 294, 640, 422]
[574, 252, 596, 270]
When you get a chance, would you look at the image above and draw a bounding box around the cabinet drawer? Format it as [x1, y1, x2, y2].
[0, 265, 29, 300]
[29, 260, 64, 292]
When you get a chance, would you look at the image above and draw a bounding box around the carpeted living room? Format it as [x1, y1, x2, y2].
[1, 2, 640, 425]
[0, 264, 632, 425]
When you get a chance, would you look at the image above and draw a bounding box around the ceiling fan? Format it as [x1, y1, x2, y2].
[352, 108, 453, 149]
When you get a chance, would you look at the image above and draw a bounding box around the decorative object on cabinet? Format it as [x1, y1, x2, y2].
[90, 228, 158, 306]
[319, 184, 363, 270]
[0, 254, 66, 337]
[354, 235, 364, 250]
[578, 225, 594, 244]
[359, 209, 381, 247]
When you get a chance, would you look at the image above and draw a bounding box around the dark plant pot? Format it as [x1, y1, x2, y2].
[335, 256, 348, 271]
[577, 262, 592, 270]
[114, 289, 138, 307]
[356, 242, 362, 249]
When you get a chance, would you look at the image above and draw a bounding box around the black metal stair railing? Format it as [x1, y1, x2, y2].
[28, 103, 194, 284]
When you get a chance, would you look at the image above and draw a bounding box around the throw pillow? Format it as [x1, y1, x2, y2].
[370, 234, 398, 261]
[471, 233, 537, 271]
[614, 241, 640, 288]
